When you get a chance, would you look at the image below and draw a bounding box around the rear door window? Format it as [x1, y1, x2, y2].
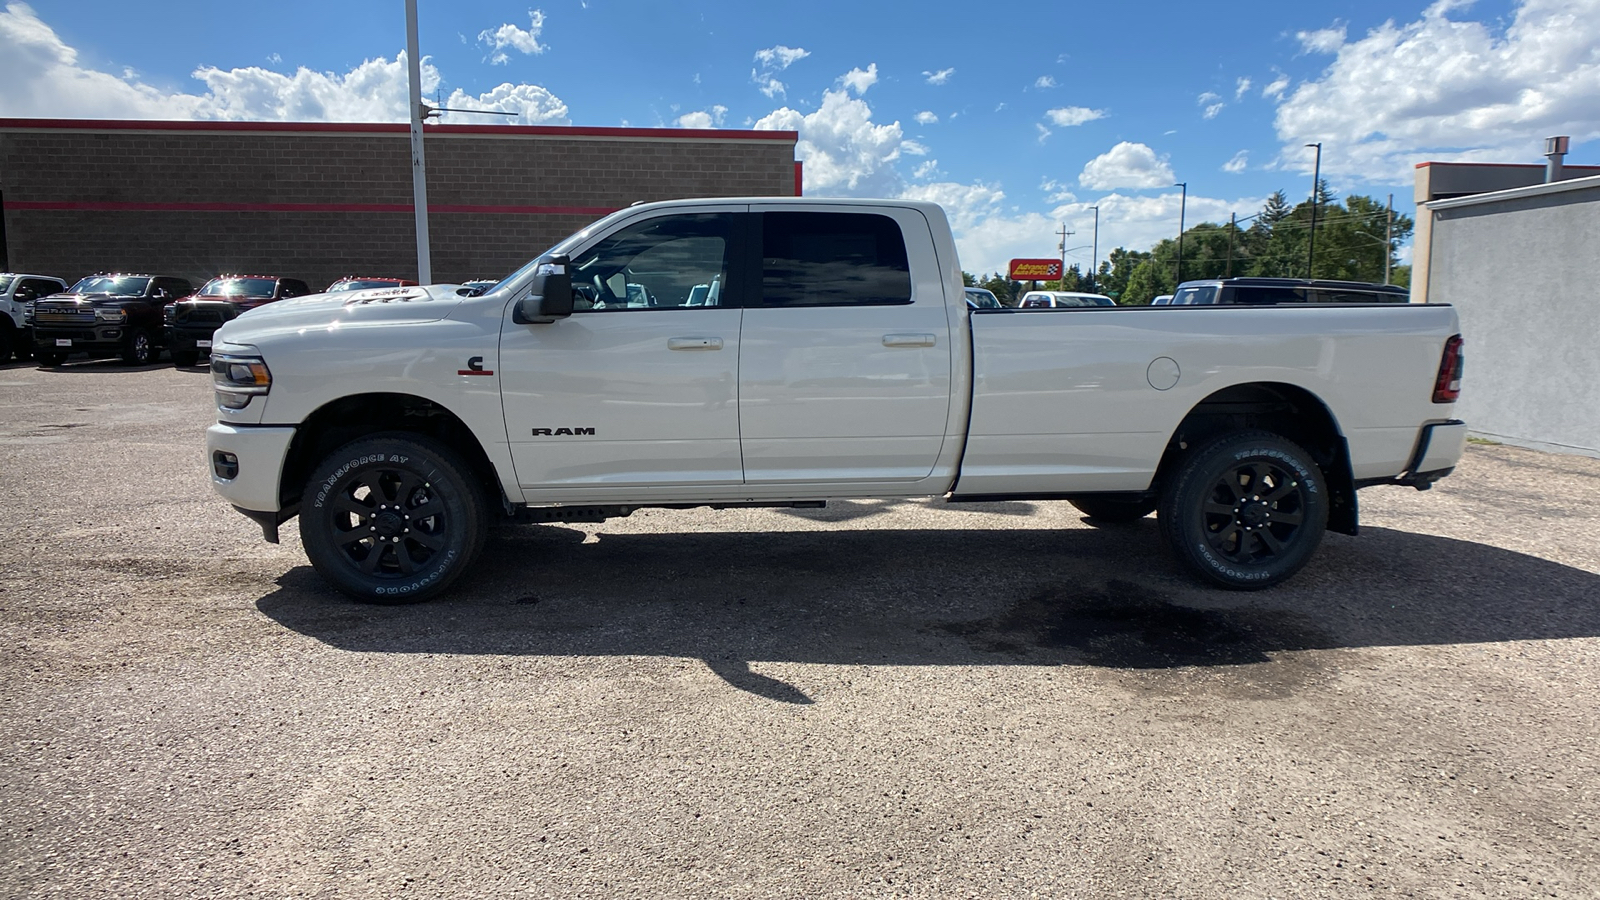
[1229, 286, 1309, 304]
[760, 211, 912, 307]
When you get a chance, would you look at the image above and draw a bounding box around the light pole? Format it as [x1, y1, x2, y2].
[1087, 205, 1099, 292]
[1305, 142, 1322, 280]
[405, 0, 432, 284]
[1174, 182, 1187, 285]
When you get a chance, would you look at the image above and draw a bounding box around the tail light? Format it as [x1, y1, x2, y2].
[1432, 334, 1464, 403]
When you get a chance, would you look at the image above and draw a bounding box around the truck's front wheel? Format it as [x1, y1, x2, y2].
[299, 435, 488, 603]
[1158, 431, 1328, 590]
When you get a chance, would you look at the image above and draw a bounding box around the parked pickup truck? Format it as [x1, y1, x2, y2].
[205, 198, 1467, 603]
[33, 274, 194, 366]
[166, 275, 312, 367]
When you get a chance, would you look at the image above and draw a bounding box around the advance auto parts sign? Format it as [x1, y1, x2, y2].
[1009, 258, 1063, 280]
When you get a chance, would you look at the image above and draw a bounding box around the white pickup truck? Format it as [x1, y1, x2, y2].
[205, 198, 1466, 602]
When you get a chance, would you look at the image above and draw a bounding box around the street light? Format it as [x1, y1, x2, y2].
[405, 0, 432, 284]
[1174, 182, 1187, 285]
[1306, 142, 1322, 280]
[1087, 205, 1100, 292]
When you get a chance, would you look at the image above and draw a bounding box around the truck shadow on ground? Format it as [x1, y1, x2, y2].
[256, 521, 1600, 702]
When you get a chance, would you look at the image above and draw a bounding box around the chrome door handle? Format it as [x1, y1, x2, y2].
[667, 336, 724, 351]
[882, 333, 936, 348]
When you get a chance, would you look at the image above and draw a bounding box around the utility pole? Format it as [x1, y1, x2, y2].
[1056, 224, 1074, 288]
[405, 0, 432, 284]
[1305, 142, 1322, 280]
[1088, 205, 1099, 293]
[1226, 212, 1236, 278]
[1174, 182, 1187, 285]
[1384, 193, 1394, 285]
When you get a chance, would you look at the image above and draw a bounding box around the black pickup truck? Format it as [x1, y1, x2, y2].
[165, 275, 311, 367]
[32, 274, 194, 366]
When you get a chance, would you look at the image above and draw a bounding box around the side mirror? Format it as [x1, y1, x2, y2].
[514, 255, 574, 324]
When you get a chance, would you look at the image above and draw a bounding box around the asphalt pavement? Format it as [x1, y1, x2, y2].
[1, 359, 1596, 898]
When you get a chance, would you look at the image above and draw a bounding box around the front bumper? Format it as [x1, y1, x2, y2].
[207, 422, 297, 516]
[167, 324, 222, 353]
[34, 326, 133, 353]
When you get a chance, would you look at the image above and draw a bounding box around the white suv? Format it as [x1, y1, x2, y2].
[0, 273, 69, 362]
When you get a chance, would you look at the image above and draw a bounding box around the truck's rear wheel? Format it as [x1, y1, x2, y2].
[1069, 495, 1157, 523]
[0, 326, 14, 363]
[299, 435, 488, 604]
[1158, 431, 1328, 590]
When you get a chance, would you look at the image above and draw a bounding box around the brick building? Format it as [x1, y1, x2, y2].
[0, 119, 799, 289]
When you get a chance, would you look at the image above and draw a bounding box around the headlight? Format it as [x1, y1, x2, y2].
[163, 305, 175, 324]
[211, 353, 272, 410]
[95, 308, 127, 323]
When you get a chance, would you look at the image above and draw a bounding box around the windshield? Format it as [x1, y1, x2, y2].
[69, 276, 151, 295]
[200, 277, 276, 298]
[327, 279, 401, 292]
[199, 277, 276, 297]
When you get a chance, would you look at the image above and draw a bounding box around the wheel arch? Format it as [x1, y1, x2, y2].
[279, 392, 505, 513]
[1155, 381, 1358, 535]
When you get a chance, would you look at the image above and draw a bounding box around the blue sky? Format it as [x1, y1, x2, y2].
[4, 0, 1596, 275]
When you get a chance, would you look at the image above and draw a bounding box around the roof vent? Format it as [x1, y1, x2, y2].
[1544, 135, 1569, 183]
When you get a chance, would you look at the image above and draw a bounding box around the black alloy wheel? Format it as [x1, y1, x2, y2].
[121, 329, 154, 365]
[1158, 431, 1328, 590]
[299, 435, 487, 603]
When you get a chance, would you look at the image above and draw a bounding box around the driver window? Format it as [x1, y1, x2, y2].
[570, 213, 733, 311]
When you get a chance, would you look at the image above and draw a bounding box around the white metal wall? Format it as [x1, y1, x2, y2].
[1426, 177, 1600, 456]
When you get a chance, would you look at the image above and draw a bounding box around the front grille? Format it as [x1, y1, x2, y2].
[174, 303, 233, 325]
[35, 307, 94, 326]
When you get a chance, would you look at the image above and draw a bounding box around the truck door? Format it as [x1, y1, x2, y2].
[737, 206, 953, 483]
[500, 208, 751, 497]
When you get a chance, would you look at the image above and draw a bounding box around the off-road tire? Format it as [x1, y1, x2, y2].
[121, 329, 155, 365]
[1069, 495, 1158, 523]
[1158, 430, 1328, 590]
[0, 325, 14, 363]
[171, 350, 200, 368]
[299, 434, 488, 604]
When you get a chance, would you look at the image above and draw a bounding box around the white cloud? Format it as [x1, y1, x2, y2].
[754, 87, 903, 196]
[913, 159, 940, 179]
[900, 139, 931, 156]
[1297, 24, 1348, 54]
[924, 67, 954, 85]
[755, 45, 810, 69]
[1262, 72, 1290, 99]
[1223, 150, 1249, 173]
[0, 4, 568, 124]
[1044, 106, 1105, 127]
[1197, 91, 1224, 119]
[479, 9, 547, 65]
[676, 105, 728, 128]
[1234, 77, 1251, 99]
[1035, 75, 1057, 89]
[1198, 91, 1221, 105]
[1274, 0, 1600, 182]
[1079, 142, 1176, 190]
[1203, 102, 1225, 119]
[1036, 123, 1052, 144]
[915, 110, 939, 124]
[839, 63, 879, 95]
[751, 44, 809, 99]
[1039, 178, 1076, 204]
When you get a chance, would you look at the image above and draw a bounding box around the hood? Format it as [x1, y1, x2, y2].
[36, 292, 142, 306]
[215, 283, 466, 343]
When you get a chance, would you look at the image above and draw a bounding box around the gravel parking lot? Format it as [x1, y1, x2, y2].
[2, 359, 1597, 899]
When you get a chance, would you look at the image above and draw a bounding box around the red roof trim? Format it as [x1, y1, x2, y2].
[1416, 161, 1600, 170]
[0, 117, 797, 141]
[9, 200, 619, 215]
